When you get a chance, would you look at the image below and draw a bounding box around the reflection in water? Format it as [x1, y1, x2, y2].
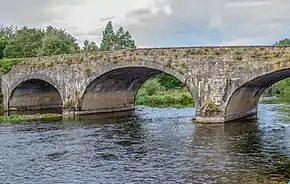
[0, 106, 289, 183]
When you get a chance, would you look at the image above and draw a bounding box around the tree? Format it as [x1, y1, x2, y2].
[99, 21, 136, 51]
[115, 27, 125, 50]
[0, 36, 7, 59]
[114, 27, 136, 50]
[0, 24, 17, 59]
[39, 26, 80, 56]
[99, 21, 115, 51]
[274, 38, 290, 46]
[154, 73, 183, 90]
[82, 40, 98, 52]
[122, 30, 136, 49]
[4, 26, 44, 58]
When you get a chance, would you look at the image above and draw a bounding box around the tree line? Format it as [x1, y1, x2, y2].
[0, 21, 181, 90]
[0, 21, 137, 59]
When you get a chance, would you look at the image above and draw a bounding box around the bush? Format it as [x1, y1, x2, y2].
[181, 94, 193, 106]
[142, 78, 161, 96]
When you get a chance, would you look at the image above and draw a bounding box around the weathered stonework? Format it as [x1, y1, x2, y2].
[1, 46, 290, 123]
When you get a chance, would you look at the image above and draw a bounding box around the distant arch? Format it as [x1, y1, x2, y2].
[9, 78, 63, 111]
[225, 68, 290, 121]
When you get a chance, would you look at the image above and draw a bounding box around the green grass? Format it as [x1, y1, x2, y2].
[135, 88, 194, 107]
[0, 113, 63, 123]
[0, 58, 21, 73]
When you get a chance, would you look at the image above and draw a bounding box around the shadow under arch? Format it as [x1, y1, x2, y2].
[225, 68, 290, 121]
[79, 66, 195, 114]
[8, 78, 63, 114]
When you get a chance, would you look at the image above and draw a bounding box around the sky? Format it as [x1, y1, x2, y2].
[0, 0, 289, 47]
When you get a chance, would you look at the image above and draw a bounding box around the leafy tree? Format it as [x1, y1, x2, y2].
[115, 27, 136, 50]
[99, 21, 136, 51]
[0, 36, 7, 59]
[274, 38, 290, 46]
[83, 40, 98, 52]
[39, 26, 80, 56]
[0, 24, 17, 59]
[142, 78, 162, 96]
[0, 24, 17, 38]
[115, 27, 125, 50]
[99, 21, 115, 51]
[154, 73, 183, 90]
[122, 30, 136, 49]
[4, 26, 44, 58]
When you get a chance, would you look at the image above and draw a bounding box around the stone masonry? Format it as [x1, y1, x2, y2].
[1, 46, 290, 123]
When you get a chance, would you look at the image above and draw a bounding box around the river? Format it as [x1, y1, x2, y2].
[0, 104, 289, 183]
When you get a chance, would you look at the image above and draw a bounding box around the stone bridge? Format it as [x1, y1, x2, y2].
[1, 46, 290, 123]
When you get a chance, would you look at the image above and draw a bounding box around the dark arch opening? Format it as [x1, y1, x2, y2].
[80, 67, 194, 114]
[9, 79, 63, 115]
[225, 68, 290, 121]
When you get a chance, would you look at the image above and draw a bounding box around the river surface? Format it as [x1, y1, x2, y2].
[0, 104, 289, 184]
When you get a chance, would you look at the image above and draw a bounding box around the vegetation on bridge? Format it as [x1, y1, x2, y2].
[0, 21, 192, 112]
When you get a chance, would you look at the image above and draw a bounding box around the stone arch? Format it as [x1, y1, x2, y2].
[79, 61, 195, 113]
[224, 68, 290, 121]
[8, 76, 63, 112]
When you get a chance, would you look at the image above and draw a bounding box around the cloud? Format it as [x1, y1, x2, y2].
[0, 0, 290, 47]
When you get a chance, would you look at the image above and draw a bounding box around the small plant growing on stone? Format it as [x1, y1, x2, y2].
[84, 67, 93, 77]
[178, 69, 184, 75]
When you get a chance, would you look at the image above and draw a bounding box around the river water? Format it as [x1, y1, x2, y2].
[0, 104, 289, 184]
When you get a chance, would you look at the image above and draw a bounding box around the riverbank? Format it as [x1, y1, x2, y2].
[259, 96, 290, 104]
[135, 88, 194, 107]
[0, 113, 64, 123]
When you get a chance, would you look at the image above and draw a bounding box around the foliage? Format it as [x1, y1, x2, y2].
[83, 40, 98, 52]
[99, 21, 115, 51]
[0, 113, 63, 123]
[99, 21, 136, 51]
[0, 24, 17, 58]
[0, 25, 80, 58]
[115, 27, 136, 50]
[4, 26, 44, 58]
[0, 58, 20, 73]
[0, 36, 7, 59]
[274, 38, 290, 46]
[39, 26, 80, 56]
[141, 78, 162, 96]
[135, 88, 194, 107]
[154, 73, 183, 90]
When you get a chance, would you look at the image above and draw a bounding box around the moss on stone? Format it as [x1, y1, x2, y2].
[84, 67, 92, 77]
[199, 101, 222, 117]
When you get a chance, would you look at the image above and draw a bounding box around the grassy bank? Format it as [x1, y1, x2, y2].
[135, 77, 194, 107]
[0, 113, 63, 123]
[135, 88, 194, 107]
[260, 96, 290, 104]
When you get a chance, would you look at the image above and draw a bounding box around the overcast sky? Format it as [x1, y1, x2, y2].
[0, 0, 289, 47]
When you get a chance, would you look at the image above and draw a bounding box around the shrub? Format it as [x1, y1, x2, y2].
[142, 78, 161, 96]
